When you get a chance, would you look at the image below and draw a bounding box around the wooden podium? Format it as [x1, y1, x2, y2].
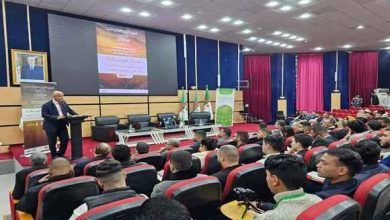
[66, 115, 89, 160]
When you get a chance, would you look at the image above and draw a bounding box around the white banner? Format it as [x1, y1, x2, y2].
[215, 88, 235, 126]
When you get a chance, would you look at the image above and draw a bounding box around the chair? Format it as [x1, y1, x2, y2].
[329, 139, 350, 149]
[200, 150, 221, 175]
[222, 163, 272, 203]
[76, 196, 146, 220]
[25, 168, 49, 193]
[83, 159, 105, 176]
[190, 112, 211, 125]
[91, 116, 121, 142]
[354, 173, 390, 220]
[284, 136, 294, 149]
[161, 157, 201, 181]
[124, 164, 158, 197]
[165, 176, 222, 220]
[134, 153, 164, 171]
[127, 114, 155, 132]
[238, 144, 263, 164]
[296, 195, 361, 220]
[304, 146, 328, 171]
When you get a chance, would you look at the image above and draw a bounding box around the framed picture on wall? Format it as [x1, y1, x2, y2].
[11, 49, 48, 85]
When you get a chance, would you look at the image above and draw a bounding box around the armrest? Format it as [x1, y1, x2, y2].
[9, 191, 18, 220]
[15, 211, 34, 220]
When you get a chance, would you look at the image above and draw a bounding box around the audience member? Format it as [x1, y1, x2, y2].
[367, 120, 382, 131]
[211, 145, 240, 189]
[300, 121, 312, 135]
[136, 196, 191, 220]
[218, 127, 232, 145]
[257, 122, 271, 146]
[311, 123, 337, 147]
[74, 143, 111, 176]
[192, 138, 217, 168]
[70, 159, 137, 219]
[12, 152, 48, 200]
[159, 138, 180, 154]
[274, 120, 286, 130]
[315, 148, 363, 199]
[190, 130, 207, 152]
[258, 135, 284, 164]
[321, 118, 336, 130]
[281, 126, 295, 138]
[352, 140, 388, 184]
[235, 131, 249, 148]
[380, 127, 390, 167]
[378, 117, 390, 128]
[112, 144, 138, 168]
[135, 142, 150, 155]
[290, 133, 313, 157]
[151, 151, 196, 197]
[16, 158, 74, 216]
[346, 119, 368, 136]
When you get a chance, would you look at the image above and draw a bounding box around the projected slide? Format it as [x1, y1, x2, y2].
[97, 23, 148, 94]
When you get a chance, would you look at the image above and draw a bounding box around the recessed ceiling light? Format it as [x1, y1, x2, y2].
[280, 5, 293, 11]
[287, 45, 294, 49]
[120, 7, 132, 13]
[258, 38, 266, 43]
[233, 20, 244, 25]
[221, 17, 232, 22]
[161, 0, 174, 6]
[181, 14, 193, 20]
[197, 24, 208, 30]
[139, 11, 151, 17]
[313, 47, 323, 51]
[248, 36, 257, 41]
[383, 38, 390, 42]
[383, 46, 390, 50]
[273, 42, 280, 46]
[296, 37, 305, 41]
[280, 44, 287, 47]
[241, 29, 252, 34]
[266, 1, 279, 7]
[356, 25, 364, 30]
[210, 28, 220, 33]
[289, 35, 297, 39]
[273, 31, 282, 35]
[343, 44, 352, 49]
[299, 13, 313, 19]
[266, 40, 273, 44]
[242, 47, 252, 52]
[282, 33, 290, 38]
[298, 0, 311, 5]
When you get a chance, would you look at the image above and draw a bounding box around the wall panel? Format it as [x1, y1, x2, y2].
[100, 104, 148, 118]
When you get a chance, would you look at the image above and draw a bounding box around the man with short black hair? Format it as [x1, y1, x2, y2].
[290, 133, 313, 157]
[315, 148, 363, 198]
[378, 117, 390, 128]
[74, 142, 111, 176]
[300, 121, 312, 135]
[258, 135, 284, 164]
[135, 142, 149, 155]
[235, 131, 249, 147]
[218, 127, 232, 145]
[151, 150, 196, 197]
[212, 145, 241, 189]
[311, 123, 337, 147]
[190, 130, 207, 152]
[257, 122, 271, 146]
[112, 144, 138, 168]
[12, 152, 48, 200]
[70, 159, 137, 219]
[367, 120, 382, 131]
[136, 197, 191, 220]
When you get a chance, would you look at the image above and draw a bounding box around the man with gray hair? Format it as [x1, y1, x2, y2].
[212, 145, 241, 189]
[159, 138, 180, 154]
[12, 152, 48, 199]
[151, 150, 197, 197]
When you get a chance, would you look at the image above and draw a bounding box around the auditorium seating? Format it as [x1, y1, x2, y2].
[284, 136, 294, 150]
[161, 157, 201, 181]
[75, 196, 146, 220]
[127, 114, 155, 132]
[24, 169, 49, 192]
[296, 195, 361, 220]
[91, 116, 121, 142]
[134, 153, 164, 171]
[304, 146, 328, 171]
[83, 159, 105, 176]
[350, 133, 369, 145]
[190, 112, 211, 125]
[222, 163, 273, 203]
[354, 173, 390, 220]
[238, 144, 263, 164]
[200, 150, 221, 175]
[165, 176, 221, 220]
[329, 139, 350, 149]
[124, 164, 158, 197]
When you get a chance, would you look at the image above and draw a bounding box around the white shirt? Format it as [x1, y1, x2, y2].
[69, 203, 88, 220]
[53, 100, 64, 116]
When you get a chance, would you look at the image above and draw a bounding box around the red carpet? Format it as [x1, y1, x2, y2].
[9, 123, 260, 166]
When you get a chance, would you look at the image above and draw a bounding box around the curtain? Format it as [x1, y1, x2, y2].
[349, 51, 378, 107]
[243, 55, 272, 122]
[297, 54, 324, 112]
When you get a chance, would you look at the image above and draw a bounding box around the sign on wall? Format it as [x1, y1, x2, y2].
[215, 88, 235, 127]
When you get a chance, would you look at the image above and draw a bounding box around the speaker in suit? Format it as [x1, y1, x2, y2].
[41, 91, 77, 158]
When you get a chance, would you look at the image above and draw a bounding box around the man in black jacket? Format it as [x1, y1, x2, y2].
[12, 152, 48, 199]
[212, 145, 240, 189]
[73, 143, 111, 176]
[112, 144, 139, 168]
[41, 91, 77, 158]
[311, 123, 337, 148]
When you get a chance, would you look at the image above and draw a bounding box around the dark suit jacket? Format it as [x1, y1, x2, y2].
[12, 164, 48, 200]
[41, 100, 77, 132]
[312, 135, 337, 148]
[212, 164, 241, 190]
[21, 65, 44, 80]
[73, 155, 108, 176]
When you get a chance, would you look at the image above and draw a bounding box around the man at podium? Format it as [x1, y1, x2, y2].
[41, 90, 77, 158]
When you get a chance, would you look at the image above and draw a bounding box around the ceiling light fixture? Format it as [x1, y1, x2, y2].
[233, 20, 244, 25]
[383, 46, 390, 50]
[266, 1, 279, 7]
[221, 17, 232, 22]
[289, 35, 297, 39]
[296, 37, 305, 41]
[242, 48, 252, 52]
[197, 24, 208, 30]
[356, 25, 364, 30]
[120, 7, 132, 13]
[210, 28, 220, 33]
[161, 0, 174, 6]
[241, 29, 252, 34]
[299, 13, 313, 19]
[139, 11, 151, 17]
[273, 31, 282, 35]
[248, 36, 257, 41]
[258, 38, 266, 43]
[343, 44, 352, 49]
[383, 38, 390, 42]
[281, 33, 290, 37]
[298, 0, 311, 5]
[287, 45, 294, 49]
[280, 5, 293, 11]
[181, 14, 193, 20]
[266, 40, 273, 44]
[280, 44, 287, 47]
[273, 42, 281, 46]
[313, 47, 323, 51]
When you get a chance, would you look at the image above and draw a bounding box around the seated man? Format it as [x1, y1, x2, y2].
[159, 138, 180, 154]
[190, 130, 207, 152]
[211, 145, 240, 189]
[380, 127, 390, 167]
[258, 134, 284, 164]
[367, 120, 382, 131]
[352, 140, 388, 184]
[252, 154, 322, 220]
[289, 133, 313, 157]
[257, 122, 271, 146]
[136, 197, 191, 220]
[315, 148, 363, 199]
[151, 150, 196, 197]
[69, 159, 137, 219]
[300, 121, 312, 135]
[15, 158, 74, 216]
[218, 127, 232, 145]
[192, 138, 218, 169]
[135, 142, 149, 155]
[12, 152, 48, 200]
[235, 130, 249, 148]
[74, 142, 111, 176]
[311, 123, 337, 148]
[112, 144, 139, 168]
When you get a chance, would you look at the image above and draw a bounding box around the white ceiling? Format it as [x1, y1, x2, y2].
[7, 0, 390, 53]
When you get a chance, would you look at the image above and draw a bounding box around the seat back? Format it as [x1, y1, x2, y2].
[200, 150, 221, 175]
[36, 176, 100, 220]
[354, 173, 390, 220]
[135, 153, 164, 171]
[25, 168, 49, 193]
[222, 163, 272, 203]
[296, 195, 361, 220]
[83, 159, 105, 176]
[94, 116, 119, 127]
[124, 164, 158, 197]
[304, 146, 328, 171]
[329, 139, 349, 149]
[162, 157, 201, 181]
[127, 114, 151, 128]
[238, 144, 263, 164]
[190, 112, 211, 125]
[76, 196, 146, 220]
[165, 176, 221, 220]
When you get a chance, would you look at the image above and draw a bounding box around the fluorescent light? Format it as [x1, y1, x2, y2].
[221, 17, 232, 22]
[281, 33, 290, 38]
[197, 24, 208, 30]
[287, 45, 294, 49]
[299, 13, 313, 19]
[233, 20, 244, 25]
[280, 44, 287, 47]
[120, 7, 132, 13]
[298, 0, 311, 5]
[266, 40, 273, 44]
[343, 44, 352, 49]
[296, 37, 305, 41]
[289, 35, 297, 39]
[313, 47, 323, 51]
[161, 0, 173, 6]
[273, 31, 282, 35]
[181, 14, 193, 20]
[280, 5, 293, 11]
[356, 25, 364, 30]
[258, 38, 266, 43]
[248, 36, 257, 41]
[241, 29, 252, 34]
[210, 28, 220, 33]
[383, 38, 390, 42]
[139, 11, 151, 17]
[273, 42, 280, 46]
[383, 46, 390, 50]
[266, 1, 279, 7]
[242, 47, 252, 52]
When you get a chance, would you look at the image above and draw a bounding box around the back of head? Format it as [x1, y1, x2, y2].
[167, 138, 180, 148]
[95, 143, 111, 157]
[367, 120, 382, 131]
[353, 140, 381, 165]
[326, 148, 363, 177]
[222, 127, 232, 138]
[379, 117, 390, 127]
[312, 123, 327, 136]
[294, 133, 314, 149]
[218, 145, 239, 164]
[347, 120, 367, 134]
[265, 154, 307, 190]
[276, 120, 286, 127]
[30, 152, 47, 166]
[201, 138, 217, 151]
[50, 157, 72, 176]
[112, 144, 131, 163]
[281, 126, 295, 138]
[170, 150, 192, 172]
[259, 122, 267, 130]
[264, 134, 284, 152]
[195, 130, 207, 140]
[95, 158, 124, 186]
[136, 196, 191, 220]
[136, 142, 150, 154]
[236, 131, 249, 144]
